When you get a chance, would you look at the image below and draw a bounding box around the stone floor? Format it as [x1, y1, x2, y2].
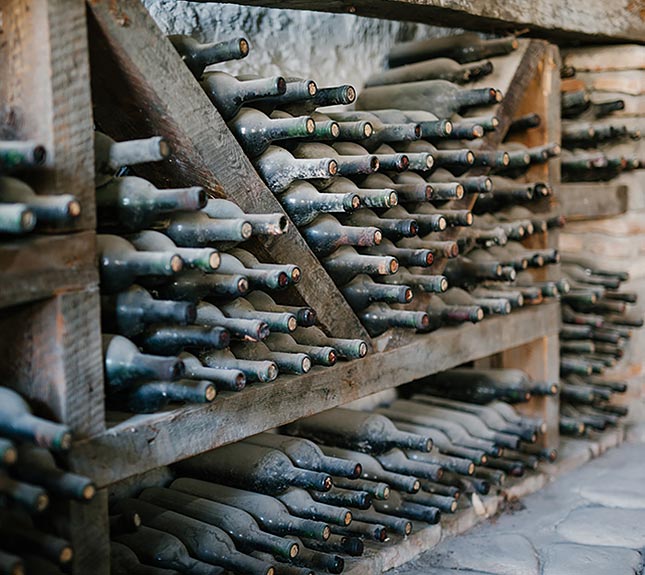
[389, 438, 645, 575]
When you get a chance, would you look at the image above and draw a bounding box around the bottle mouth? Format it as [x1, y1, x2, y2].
[398, 155, 410, 171]
[277, 272, 289, 287]
[307, 80, 318, 96]
[322, 526, 331, 540]
[327, 350, 337, 365]
[238, 38, 250, 56]
[83, 483, 97, 501]
[369, 156, 380, 171]
[305, 118, 316, 134]
[439, 278, 449, 292]
[466, 151, 475, 165]
[330, 122, 341, 138]
[465, 212, 473, 225]
[443, 120, 453, 135]
[204, 385, 217, 401]
[373, 230, 383, 245]
[363, 122, 374, 138]
[438, 217, 447, 231]
[472, 125, 485, 138]
[234, 372, 247, 390]
[501, 153, 510, 166]
[328, 159, 338, 176]
[419, 314, 430, 329]
[276, 77, 287, 95]
[377, 527, 387, 542]
[388, 191, 398, 206]
[33, 144, 47, 165]
[36, 494, 49, 512]
[289, 543, 299, 558]
[389, 258, 399, 274]
[289, 266, 301, 283]
[287, 316, 298, 332]
[209, 252, 221, 270]
[357, 342, 368, 357]
[196, 189, 207, 208]
[240, 222, 253, 239]
[67, 200, 82, 218]
[237, 278, 249, 294]
[266, 363, 279, 381]
[21, 210, 36, 231]
[158, 139, 171, 158]
[404, 288, 413, 302]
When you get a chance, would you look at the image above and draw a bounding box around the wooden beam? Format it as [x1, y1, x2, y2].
[558, 183, 629, 221]
[71, 302, 560, 486]
[0, 231, 98, 310]
[190, 0, 645, 43]
[86, 0, 370, 341]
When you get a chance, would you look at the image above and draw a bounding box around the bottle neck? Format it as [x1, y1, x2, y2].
[454, 87, 498, 109]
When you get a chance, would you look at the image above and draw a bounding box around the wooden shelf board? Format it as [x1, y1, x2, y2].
[0, 231, 99, 310]
[198, 0, 645, 43]
[71, 301, 560, 487]
[558, 182, 629, 221]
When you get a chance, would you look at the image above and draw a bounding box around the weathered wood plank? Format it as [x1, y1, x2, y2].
[577, 70, 645, 96]
[192, 0, 645, 43]
[0, 231, 98, 310]
[558, 182, 629, 220]
[564, 44, 645, 72]
[0, 0, 96, 230]
[86, 0, 370, 341]
[71, 302, 560, 486]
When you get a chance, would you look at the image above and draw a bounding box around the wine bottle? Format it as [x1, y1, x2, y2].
[158, 211, 252, 247]
[98, 235, 182, 293]
[201, 198, 287, 236]
[0, 140, 46, 172]
[291, 142, 380, 177]
[0, 388, 71, 451]
[361, 238, 433, 267]
[227, 249, 301, 286]
[230, 341, 311, 375]
[325, 111, 421, 150]
[309, 486, 371, 510]
[196, 301, 269, 341]
[377, 266, 448, 294]
[383, 204, 447, 234]
[128, 230, 219, 273]
[387, 33, 518, 67]
[201, 348, 278, 383]
[94, 132, 169, 178]
[331, 476, 391, 500]
[372, 490, 441, 524]
[277, 488, 352, 526]
[219, 298, 297, 333]
[179, 352, 245, 391]
[0, 438, 17, 466]
[427, 170, 491, 195]
[323, 248, 399, 286]
[246, 433, 361, 479]
[301, 214, 381, 257]
[425, 296, 484, 331]
[254, 146, 337, 194]
[284, 407, 432, 453]
[200, 72, 286, 120]
[0, 203, 36, 234]
[329, 520, 387, 542]
[302, 533, 364, 557]
[169, 35, 249, 77]
[243, 293, 313, 329]
[393, 140, 474, 168]
[153, 269, 249, 302]
[401, 422, 487, 464]
[0, 177, 80, 226]
[110, 379, 216, 413]
[442, 257, 504, 286]
[507, 112, 542, 134]
[263, 333, 336, 366]
[13, 445, 95, 502]
[279, 181, 359, 226]
[360, 303, 430, 335]
[171, 478, 330, 541]
[229, 108, 315, 157]
[312, 111, 373, 140]
[175, 443, 332, 494]
[373, 448, 443, 481]
[348, 507, 412, 536]
[317, 175, 398, 209]
[418, 368, 534, 403]
[365, 58, 494, 87]
[283, 538, 343, 574]
[110, 541, 187, 574]
[101, 285, 194, 338]
[405, 446, 475, 476]
[341, 208, 418, 240]
[217, 253, 289, 290]
[280, 84, 356, 116]
[109, 511, 142, 536]
[398, 236, 459, 259]
[103, 334, 184, 391]
[0, 516, 72, 566]
[136, 325, 229, 355]
[411, 203, 473, 227]
[356, 80, 500, 118]
[370, 109, 452, 140]
[373, 143, 432, 171]
[0, 470, 49, 513]
[243, 76, 317, 115]
[292, 327, 367, 360]
[140, 486, 299, 560]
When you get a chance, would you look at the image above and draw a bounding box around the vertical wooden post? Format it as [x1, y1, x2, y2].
[492, 335, 560, 450]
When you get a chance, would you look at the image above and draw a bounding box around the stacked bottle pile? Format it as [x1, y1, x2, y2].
[0, 387, 96, 575]
[0, 139, 82, 235]
[171, 32, 564, 338]
[558, 254, 639, 436]
[96, 131, 368, 415]
[108, 367, 554, 575]
[560, 80, 642, 182]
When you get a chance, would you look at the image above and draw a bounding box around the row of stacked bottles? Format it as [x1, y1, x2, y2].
[168, 32, 563, 339]
[106, 367, 556, 575]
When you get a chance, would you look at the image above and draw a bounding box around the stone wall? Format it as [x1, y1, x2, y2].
[560, 45, 645, 422]
[142, 0, 460, 89]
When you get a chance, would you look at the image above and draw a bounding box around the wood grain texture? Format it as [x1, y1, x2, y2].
[71, 302, 560, 486]
[86, 0, 370, 341]
[191, 0, 645, 43]
[559, 183, 629, 220]
[564, 44, 645, 72]
[0, 0, 96, 230]
[0, 231, 98, 310]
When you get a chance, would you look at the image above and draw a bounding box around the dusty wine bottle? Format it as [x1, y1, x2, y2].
[195, 301, 269, 341]
[292, 327, 368, 360]
[0, 470, 49, 513]
[218, 298, 297, 333]
[277, 487, 353, 526]
[387, 33, 518, 67]
[153, 269, 248, 302]
[93, 132, 169, 180]
[0, 177, 80, 226]
[175, 443, 332, 494]
[201, 348, 278, 383]
[0, 140, 46, 172]
[360, 303, 430, 335]
[201, 198, 287, 236]
[200, 71, 286, 120]
[109, 379, 215, 413]
[279, 181, 359, 226]
[0, 388, 72, 451]
[284, 407, 432, 454]
[230, 341, 311, 375]
[169, 35, 249, 77]
[263, 333, 336, 366]
[179, 352, 246, 392]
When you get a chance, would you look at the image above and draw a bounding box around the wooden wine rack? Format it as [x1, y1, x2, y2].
[0, 0, 581, 572]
